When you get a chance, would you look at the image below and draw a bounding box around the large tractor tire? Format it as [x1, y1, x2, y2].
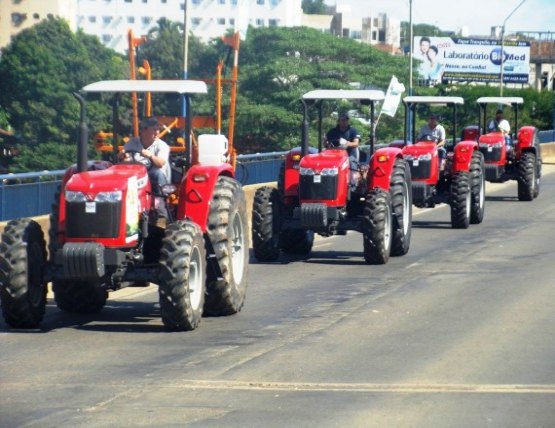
[389, 158, 412, 257]
[252, 186, 282, 262]
[53, 281, 108, 314]
[533, 156, 542, 199]
[517, 152, 537, 201]
[0, 219, 48, 328]
[450, 171, 471, 229]
[159, 220, 206, 331]
[470, 151, 485, 224]
[204, 176, 249, 316]
[362, 189, 392, 265]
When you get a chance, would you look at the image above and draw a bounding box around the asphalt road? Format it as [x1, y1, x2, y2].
[1, 166, 555, 427]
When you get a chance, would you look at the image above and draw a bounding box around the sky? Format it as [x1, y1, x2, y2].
[326, 0, 555, 37]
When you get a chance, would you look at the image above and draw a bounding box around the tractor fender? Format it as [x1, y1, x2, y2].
[368, 147, 404, 192]
[515, 126, 539, 158]
[451, 141, 478, 173]
[177, 163, 234, 233]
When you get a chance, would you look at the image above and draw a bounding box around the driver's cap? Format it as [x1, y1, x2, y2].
[140, 117, 159, 129]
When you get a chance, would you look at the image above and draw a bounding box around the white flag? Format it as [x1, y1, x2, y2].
[381, 76, 405, 117]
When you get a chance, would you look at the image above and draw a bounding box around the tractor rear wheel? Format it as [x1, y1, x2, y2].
[390, 158, 412, 256]
[470, 151, 485, 224]
[517, 152, 537, 201]
[280, 229, 314, 255]
[0, 219, 47, 328]
[362, 189, 392, 265]
[159, 220, 205, 331]
[252, 186, 282, 262]
[204, 176, 249, 316]
[450, 171, 471, 229]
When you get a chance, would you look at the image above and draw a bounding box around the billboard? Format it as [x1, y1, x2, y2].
[414, 36, 530, 85]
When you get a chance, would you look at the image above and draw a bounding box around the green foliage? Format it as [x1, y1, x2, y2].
[302, 0, 328, 14]
[0, 17, 126, 172]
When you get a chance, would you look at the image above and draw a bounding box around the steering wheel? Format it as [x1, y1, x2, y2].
[328, 138, 348, 149]
[122, 149, 152, 169]
[421, 134, 439, 143]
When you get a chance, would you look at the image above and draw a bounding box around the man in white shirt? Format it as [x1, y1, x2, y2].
[418, 113, 447, 169]
[123, 117, 171, 226]
[488, 108, 512, 144]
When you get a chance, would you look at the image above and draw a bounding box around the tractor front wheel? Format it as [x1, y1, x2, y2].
[0, 219, 48, 328]
[390, 158, 412, 256]
[252, 186, 282, 262]
[205, 176, 249, 316]
[159, 220, 206, 331]
[450, 171, 471, 229]
[517, 152, 537, 201]
[362, 189, 392, 265]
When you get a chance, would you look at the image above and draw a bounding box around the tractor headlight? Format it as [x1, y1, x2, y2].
[95, 191, 122, 203]
[418, 153, 432, 161]
[320, 167, 338, 176]
[65, 191, 87, 203]
[300, 167, 315, 176]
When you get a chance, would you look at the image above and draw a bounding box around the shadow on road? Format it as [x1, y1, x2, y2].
[486, 195, 519, 202]
[0, 299, 172, 333]
[412, 220, 454, 229]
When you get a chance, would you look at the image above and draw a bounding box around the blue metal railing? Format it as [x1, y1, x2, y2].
[0, 153, 287, 221]
[1, 132, 554, 222]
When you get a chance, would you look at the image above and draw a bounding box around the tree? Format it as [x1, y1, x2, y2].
[302, 0, 328, 14]
[0, 17, 126, 172]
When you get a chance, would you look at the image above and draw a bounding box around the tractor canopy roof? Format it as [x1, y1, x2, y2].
[81, 79, 208, 95]
[403, 96, 464, 106]
[302, 89, 385, 102]
[476, 96, 523, 106]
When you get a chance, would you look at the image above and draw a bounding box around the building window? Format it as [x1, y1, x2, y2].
[229, 18, 235, 25]
[270, 0, 279, 5]
[192, 0, 201, 4]
[102, 16, 113, 24]
[231, 0, 237, 4]
[216, 18, 225, 25]
[102, 34, 113, 43]
[268, 19, 278, 27]
[89, 16, 97, 23]
[125, 0, 132, 2]
[256, 18, 264, 26]
[142, 0, 148, 3]
[219, 0, 225, 3]
[33, 13, 40, 19]
[256, 0, 264, 4]
[127, 16, 135, 23]
[142, 16, 152, 24]
[351, 30, 361, 40]
[191, 18, 201, 26]
[161, 0, 167, 2]
[11, 13, 27, 26]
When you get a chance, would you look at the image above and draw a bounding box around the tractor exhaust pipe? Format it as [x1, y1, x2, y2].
[73, 92, 88, 173]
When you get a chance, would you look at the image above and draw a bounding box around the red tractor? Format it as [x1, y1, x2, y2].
[252, 90, 412, 265]
[399, 96, 485, 228]
[462, 96, 542, 201]
[0, 80, 249, 331]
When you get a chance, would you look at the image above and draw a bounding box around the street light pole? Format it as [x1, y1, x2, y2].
[408, 0, 413, 141]
[499, 0, 527, 96]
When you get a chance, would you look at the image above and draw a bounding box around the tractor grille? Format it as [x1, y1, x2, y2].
[480, 146, 502, 162]
[299, 175, 338, 200]
[409, 159, 432, 180]
[65, 201, 122, 238]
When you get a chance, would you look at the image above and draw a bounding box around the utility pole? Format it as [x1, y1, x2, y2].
[499, 0, 527, 96]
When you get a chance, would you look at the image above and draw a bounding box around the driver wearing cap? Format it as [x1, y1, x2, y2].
[123, 116, 171, 226]
[324, 113, 361, 167]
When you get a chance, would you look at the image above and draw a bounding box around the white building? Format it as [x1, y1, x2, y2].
[0, 0, 303, 53]
[76, 0, 302, 52]
[0, 0, 77, 49]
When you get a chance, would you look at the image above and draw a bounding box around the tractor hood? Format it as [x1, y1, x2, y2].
[299, 149, 350, 172]
[65, 164, 150, 195]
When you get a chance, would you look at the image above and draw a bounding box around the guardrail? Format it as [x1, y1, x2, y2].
[1, 133, 554, 221]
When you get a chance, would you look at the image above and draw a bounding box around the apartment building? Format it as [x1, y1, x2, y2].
[0, 0, 77, 48]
